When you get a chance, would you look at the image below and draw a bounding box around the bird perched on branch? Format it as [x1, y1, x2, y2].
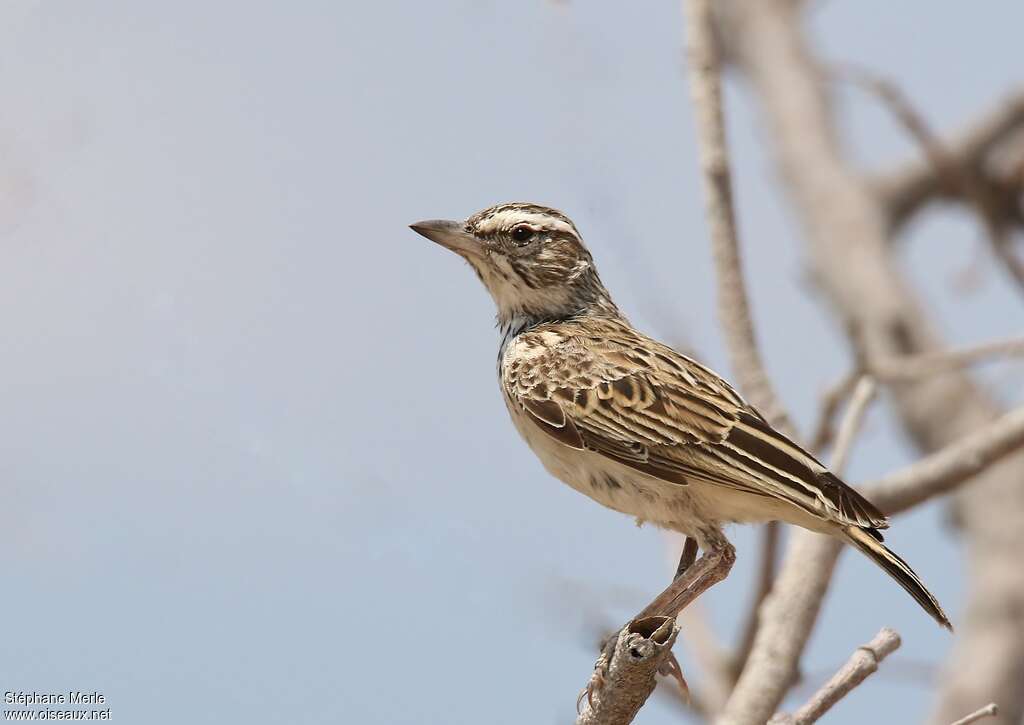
[411, 202, 950, 629]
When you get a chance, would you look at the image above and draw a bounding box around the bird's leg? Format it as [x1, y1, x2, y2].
[674, 537, 699, 580]
[638, 541, 736, 621]
[581, 538, 735, 713]
[657, 650, 690, 702]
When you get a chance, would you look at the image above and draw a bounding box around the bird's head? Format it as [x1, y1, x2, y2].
[411, 202, 617, 329]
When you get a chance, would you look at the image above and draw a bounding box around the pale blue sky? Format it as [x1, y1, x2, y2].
[1, 2, 1021, 723]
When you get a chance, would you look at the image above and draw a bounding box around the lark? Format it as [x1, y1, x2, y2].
[411, 202, 950, 629]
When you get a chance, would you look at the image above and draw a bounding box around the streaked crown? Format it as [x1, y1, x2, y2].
[412, 202, 618, 330]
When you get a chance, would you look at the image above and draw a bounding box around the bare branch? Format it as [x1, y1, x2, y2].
[870, 336, 1024, 381]
[576, 617, 680, 725]
[808, 371, 860, 453]
[948, 703, 1000, 725]
[729, 522, 779, 683]
[719, 402, 1024, 725]
[719, 531, 842, 725]
[845, 68, 1024, 292]
[714, 1, 1024, 721]
[828, 376, 876, 473]
[578, 546, 736, 724]
[716, 359, 878, 724]
[686, 0, 796, 438]
[863, 403, 1024, 515]
[872, 89, 1024, 230]
[683, 0, 804, 709]
[837, 66, 953, 193]
[811, 337, 1024, 452]
[771, 627, 902, 725]
[638, 544, 737, 621]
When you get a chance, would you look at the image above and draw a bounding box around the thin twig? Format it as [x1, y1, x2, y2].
[676, 0, 806, 713]
[828, 376, 877, 473]
[808, 371, 861, 453]
[863, 403, 1024, 514]
[871, 337, 1024, 381]
[687, 0, 797, 439]
[811, 336, 1024, 452]
[770, 628, 902, 725]
[794, 655, 936, 694]
[836, 66, 953, 188]
[948, 703, 999, 725]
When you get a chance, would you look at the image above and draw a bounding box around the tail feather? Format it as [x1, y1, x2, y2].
[844, 526, 952, 630]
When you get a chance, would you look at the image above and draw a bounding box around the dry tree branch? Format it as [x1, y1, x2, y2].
[834, 67, 945, 171]
[769, 627, 902, 725]
[827, 376, 876, 473]
[576, 546, 736, 725]
[870, 336, 1024, 381]
[841, 67, 1024, 291]
[717, 358, 877, 725]
[808, 371, 861, 453]
[685, 0, 802, 703]
[949, 703, 1000, 725]
[714, 1, 1024, 722]
[686, 0, 796, 439]
[577, 0, 795, 717]
[728, 521, 779, 683]
[686, 0, 808, 693]
[576, 617, 681, 725]
[863, 403, 1024, 515]
[717, 402, 1024, 725]
[871, 89, 1024, 230]
[810, 336, 1024, 450]
[638, 545, 738, 621]
[719, 533, 841, 725]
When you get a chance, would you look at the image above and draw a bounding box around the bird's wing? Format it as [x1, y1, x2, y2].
[503, 321, 887, 531]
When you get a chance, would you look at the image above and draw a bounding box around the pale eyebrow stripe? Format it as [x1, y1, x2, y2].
[482, 211, 578, 236]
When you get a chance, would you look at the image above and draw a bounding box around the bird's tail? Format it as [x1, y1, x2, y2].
[843, 526, 952, 630]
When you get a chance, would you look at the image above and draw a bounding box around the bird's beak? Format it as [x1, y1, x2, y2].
[409, 219, 481, 258]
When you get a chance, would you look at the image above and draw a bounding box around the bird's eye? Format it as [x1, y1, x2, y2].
[511, 225, 535, 245]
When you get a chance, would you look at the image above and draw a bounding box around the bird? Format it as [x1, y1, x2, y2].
[410, 202, 950, 629]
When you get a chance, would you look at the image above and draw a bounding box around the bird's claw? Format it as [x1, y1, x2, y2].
[658, 651, 689, 701]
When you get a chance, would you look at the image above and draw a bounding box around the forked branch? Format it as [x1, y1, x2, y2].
[576, 546, 736, 725]
[871, 88, 1024, 231]
[769, 628, 902, 725]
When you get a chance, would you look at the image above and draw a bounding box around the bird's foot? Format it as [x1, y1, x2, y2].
[658, 651, 689, 701]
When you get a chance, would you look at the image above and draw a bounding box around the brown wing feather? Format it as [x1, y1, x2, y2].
[521, 397, 585, 450]
[503, 318, 889, 531]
